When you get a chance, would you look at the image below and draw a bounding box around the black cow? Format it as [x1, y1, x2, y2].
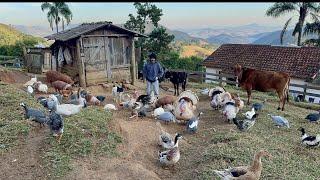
[164, 70, 188, 96]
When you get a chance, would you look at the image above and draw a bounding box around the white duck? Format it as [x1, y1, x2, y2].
[50, 94, 87, 116]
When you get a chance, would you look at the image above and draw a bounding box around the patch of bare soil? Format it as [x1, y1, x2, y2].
[0, 126, 49, 180]
[0, 67, 30, 84]
[64, 81, 231, 180]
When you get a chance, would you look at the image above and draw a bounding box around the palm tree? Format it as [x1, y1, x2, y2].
[303, 21, 320, 46]
[266, 2, 320, 46]
[41, 2, 72, 33]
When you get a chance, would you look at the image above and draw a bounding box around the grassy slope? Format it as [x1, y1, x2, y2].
[0, 83, 121, 178]
[180, 45, 213, 58]
[0, 23, 46, 46]
[189, 82, 320, 180]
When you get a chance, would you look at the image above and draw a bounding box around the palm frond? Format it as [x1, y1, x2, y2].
[41, 2, 51, 11]
[47, 11, 54, 31]
[59, 4, 73, 25]
[280, 17, 293, 44]
[303, 38, 320, 46]
[310, 12, 320, 22]
[266, 2, 297, 17]
[305, 2, 320, 13]
[304, 22, 320, 35]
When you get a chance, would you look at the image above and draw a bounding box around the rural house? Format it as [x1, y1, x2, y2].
[45, 21, 146, 87]
[202, 44, 320, 103]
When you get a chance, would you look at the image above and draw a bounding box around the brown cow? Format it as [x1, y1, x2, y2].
[233, 64, 290, 111]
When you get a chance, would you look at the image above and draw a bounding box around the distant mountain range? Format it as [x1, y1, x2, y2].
[10, 22, 317, 46]
[12, 24, 79, 38]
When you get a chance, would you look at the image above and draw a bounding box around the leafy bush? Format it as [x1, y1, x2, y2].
[158, 51, 205, 71]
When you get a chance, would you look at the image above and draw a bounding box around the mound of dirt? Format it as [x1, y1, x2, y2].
[0, 67, 30, 84]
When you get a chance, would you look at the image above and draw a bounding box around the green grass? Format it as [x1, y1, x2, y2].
[42, 107, 122, 178]
[186, 82, 320, 180]
[0, 83, 41, 153]
[0, 83, 122, 178]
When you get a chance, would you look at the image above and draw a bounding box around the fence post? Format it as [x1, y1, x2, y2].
[201, 72, 204, 84]
[303, 84, 307, 101]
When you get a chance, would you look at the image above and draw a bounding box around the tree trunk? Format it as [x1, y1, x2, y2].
[55, 19, 59, 33]
[297, 5, 307, 46]
[62, 19, 65, 31]
[297, 29, 302, 46]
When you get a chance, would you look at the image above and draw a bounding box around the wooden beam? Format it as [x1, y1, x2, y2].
[77, 38, 86, 88]
[82, 34, 130, 38]
[130, 38, 136, 85]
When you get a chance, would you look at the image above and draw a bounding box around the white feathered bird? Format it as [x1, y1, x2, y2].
[24, 75, 37, 87]
[222, 102, 239, 122]
[243, 107, 256, 120]
[27, 85, 34, 95]
[200, 88, 209, 95]
[153, 107, 165, 117]
[104, 104, 118, 111]
[50, 94, 87, 116]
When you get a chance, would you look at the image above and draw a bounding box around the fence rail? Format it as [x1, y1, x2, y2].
[168, 68, 320, 100]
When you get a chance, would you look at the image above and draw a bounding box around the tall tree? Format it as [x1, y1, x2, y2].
[146, 27, 174, 54]
[303, 21, 320, 46]
[124, 2, 174, 67]
[41, 2, 72, 33]
[266, 2, 320, 46]
[124, 2, 163, 34]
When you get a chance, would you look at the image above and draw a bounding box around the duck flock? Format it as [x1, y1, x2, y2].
[18, 70, 320, 179]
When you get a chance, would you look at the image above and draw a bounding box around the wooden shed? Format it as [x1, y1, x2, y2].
[24, 47, 52, 74]
[45, 21, 146, 87]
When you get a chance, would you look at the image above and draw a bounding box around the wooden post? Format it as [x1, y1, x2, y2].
[303, 84, 307, 101]
[77, 38, 86, 88]
[130, 38, 136, 85]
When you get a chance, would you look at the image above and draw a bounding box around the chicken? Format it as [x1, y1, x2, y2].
[47, 110, 64, 143]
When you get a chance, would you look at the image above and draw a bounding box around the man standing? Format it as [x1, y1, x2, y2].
[142, 52, 164, 98]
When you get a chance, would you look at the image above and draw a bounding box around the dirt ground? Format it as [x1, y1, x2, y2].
[63, 81, 227, 180]
[0, 71, 228, 180]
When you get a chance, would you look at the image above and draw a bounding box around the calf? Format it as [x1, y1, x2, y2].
[164, 70, 188, 96]
[233, 64, 290, 111]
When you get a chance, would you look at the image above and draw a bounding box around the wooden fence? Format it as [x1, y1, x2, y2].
[168, 68, 320, 99]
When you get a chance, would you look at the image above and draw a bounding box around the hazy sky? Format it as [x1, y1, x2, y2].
[0, 2, 293, 29]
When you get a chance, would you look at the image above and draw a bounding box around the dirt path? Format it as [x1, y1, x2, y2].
[64, 81, 231, 180]
[0, 126, 49, 180]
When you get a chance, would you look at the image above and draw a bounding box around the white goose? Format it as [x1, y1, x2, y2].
[50, 94, 87, 116]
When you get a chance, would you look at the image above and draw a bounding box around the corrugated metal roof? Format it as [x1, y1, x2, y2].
[45, 21, 147, 41]
[202, 44, 320, 79]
